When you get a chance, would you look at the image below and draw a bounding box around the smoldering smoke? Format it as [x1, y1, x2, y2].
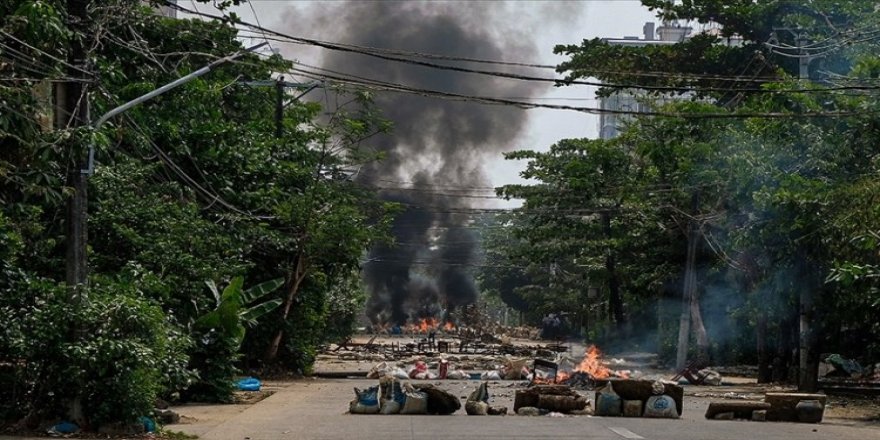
[291, 2, 577, 325]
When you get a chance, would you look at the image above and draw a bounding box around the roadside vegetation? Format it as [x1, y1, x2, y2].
[480, 0, 880, 391]
[1, 0, 878, 432]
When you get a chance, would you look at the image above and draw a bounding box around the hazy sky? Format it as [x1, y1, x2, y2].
[184, 0, 661, 195]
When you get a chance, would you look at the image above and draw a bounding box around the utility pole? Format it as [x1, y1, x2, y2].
[275, 76, 284, 138]
[64, 42, 267, 299]
[240, 78, 321, 139]
[675, 191, 700, 370]
[771, 27, 822, 392]
[61, 0, 90, 300]
[795, 31, 819, 394]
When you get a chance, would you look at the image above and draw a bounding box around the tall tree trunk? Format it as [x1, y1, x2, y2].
[773, 317, 790, 382]
[264, 255, 307, 363]
[756, 312, 772, 383]
[689, 287, 710, 364]
[798, 286, 819, 392]
[675, 192, 700, 370]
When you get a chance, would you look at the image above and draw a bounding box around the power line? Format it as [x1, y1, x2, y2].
[0, 31, 96, 77]
[286, 63, 870, 119]
[170, 3, 880, 97]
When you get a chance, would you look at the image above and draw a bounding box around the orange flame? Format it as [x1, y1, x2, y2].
[574, 345, 613, 379]
[406, 318, 439, 333]
[443, 321, 455, 331]
[549, 345, 629, 383]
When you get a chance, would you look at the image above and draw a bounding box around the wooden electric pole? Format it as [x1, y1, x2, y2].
[61, 0, 91, 299]
[239, 77, 321, 139]
[675, 191, 700, 371]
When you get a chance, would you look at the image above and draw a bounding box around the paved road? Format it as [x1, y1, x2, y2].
[171, 379, 879, 440]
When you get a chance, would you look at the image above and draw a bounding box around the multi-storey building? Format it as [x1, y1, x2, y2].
[598, 22, 692, 139]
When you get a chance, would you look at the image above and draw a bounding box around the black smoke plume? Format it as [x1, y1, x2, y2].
[289, 2, 577, 325]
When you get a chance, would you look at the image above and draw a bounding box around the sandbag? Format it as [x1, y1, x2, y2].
[368, 361, 393, 379]
[379, 377, 403, 414]
[698, 369, 722, 386]
[465, 401, 489, 415]
[502, 357, 529, 380]
[644, 395, 678, 418]
[446, 369, 467, 380]
[349, 386, 380, 414]
[400, 384, 428, 414]
[379, 377, 395, 402]
[392, 368, 410, 380]
[595, 382, 622, 416]
[482, 370, 502, 380]
[379, 400, 401, 415]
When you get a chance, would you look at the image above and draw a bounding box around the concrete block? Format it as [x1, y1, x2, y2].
[705, 401, 770, 419]
[623, 400, 643, 417]
[764, 393, 827, 422]
[714, 412, 734, 420]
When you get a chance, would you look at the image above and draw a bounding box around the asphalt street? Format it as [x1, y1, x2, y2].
[170, 379, 879, 440]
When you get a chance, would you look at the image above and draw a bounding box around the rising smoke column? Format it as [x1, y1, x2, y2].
[289, 1, 579, 325]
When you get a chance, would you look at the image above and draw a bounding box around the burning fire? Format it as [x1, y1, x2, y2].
[404, 318, 436, 333]
[400, 318, 457, 333]
[553, 345, 629, 383]
[575, 345, 615, 379]
[418, 318, 436, 332]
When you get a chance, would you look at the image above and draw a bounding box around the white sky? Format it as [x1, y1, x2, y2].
[183, 0, 660, 196]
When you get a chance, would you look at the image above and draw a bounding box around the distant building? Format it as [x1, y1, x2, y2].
[598, 22, 692, 139]
[597, 22, 740, 139]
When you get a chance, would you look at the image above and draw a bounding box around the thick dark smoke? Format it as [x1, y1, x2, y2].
[290, 2, 578, 325]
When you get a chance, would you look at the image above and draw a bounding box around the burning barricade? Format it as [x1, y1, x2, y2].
[531, 345, 632, 386]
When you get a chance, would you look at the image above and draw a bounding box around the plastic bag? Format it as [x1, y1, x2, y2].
[409, 360, 428, 378]
[446, 369, 467, 380]
[236, 377, 261, 391]
[595, 382, 622, 416]
[644, 395, 678, 418]
[48, 421, 79, 435]
[481, 370, 502, 380]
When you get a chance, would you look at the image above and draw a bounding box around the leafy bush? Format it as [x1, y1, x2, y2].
[183, 277, 282, 402]
[0, 278, 192, 428]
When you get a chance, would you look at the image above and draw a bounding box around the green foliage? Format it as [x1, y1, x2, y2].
[2, 0, 394, 426]
[0, 277, 192, 427]
[196, 276, 283, 348]
[500, 0, 880, 372]
[184, 276, 282, 403]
